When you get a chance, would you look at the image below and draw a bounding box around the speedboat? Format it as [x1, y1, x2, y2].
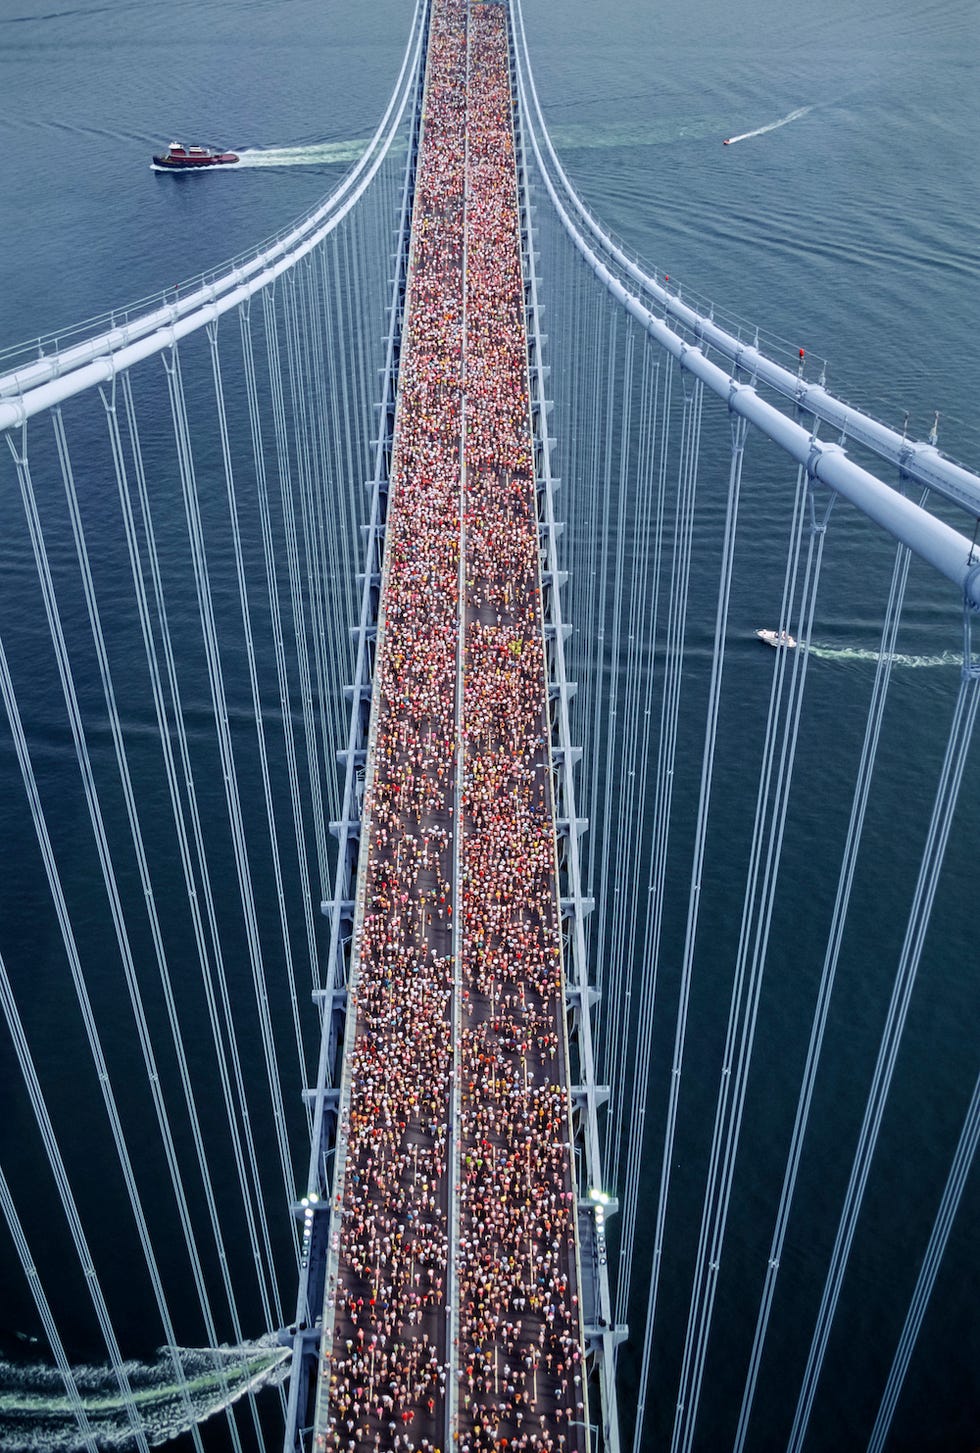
[756, 628, 797, 649]
[723, 138, 732, 145]
[152, 142, 239, 170]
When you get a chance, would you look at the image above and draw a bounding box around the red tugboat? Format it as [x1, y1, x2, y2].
[151, 141, 239, 170]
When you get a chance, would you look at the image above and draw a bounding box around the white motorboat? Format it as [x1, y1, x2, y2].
[755, 628, 797, 649]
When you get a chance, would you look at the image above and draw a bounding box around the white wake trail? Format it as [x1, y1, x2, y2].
[805, 643, 961, 669]
[725, 104, 813, 145]
[235, 139, 369, 168]
[0, 1338, 291, 1452]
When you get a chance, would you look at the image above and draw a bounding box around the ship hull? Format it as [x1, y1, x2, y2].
[151, 146, 239, 170]
[152, 156, 239, 169]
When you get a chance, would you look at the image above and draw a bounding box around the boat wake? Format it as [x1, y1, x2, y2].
[805, 643, 961, 669]
[234, 139, 369, 168]
[552, 118, 726, 150]
[0, 1337, 290, 1452]
[724, 104, 813, 145]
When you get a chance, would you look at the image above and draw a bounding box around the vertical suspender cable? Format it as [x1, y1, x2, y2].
[162, 342, 299, 1237]
[292, 256, 349, 817]
[787, 655, 980, 1453]
[242, 294, 324, 981]
[596, 319, 634, 1123]
[0, 1125, 99, 1451]
[673, 476, 834, 1453]
[119, 368, 285, 1332]
[316, 238, 361, 623]
[866, 1065, 980, 1453]
[264, 286, 333, 907]
[573, 285, 606, 839]
[103, 375, 283, 1429]
[630, 374, 743, 1453]
[732, 520, 919, 1451]
[54, 398, 261, 1448]
[207, 318, 312, 1121]
[239, 300, 324, 995]
[611, 345, 668, 1303]
[345, 208, 375, 479]
[281, 266, 344, 802]
[587, 307, 619, 1054]
[6, 422, 212, 1452]
[0, 952, 151, 1453]
[300, 245, 358, 781]
[606, 337, 661, 1202]
[331, 239, 361, 542]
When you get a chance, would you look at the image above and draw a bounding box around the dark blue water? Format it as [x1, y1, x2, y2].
[521, 5, 980, 1446]
[0, 1, 978, 1450]
[520, 10, 979, 1449]
[525, 0, 980, 468]
[0, 0, 411, 351]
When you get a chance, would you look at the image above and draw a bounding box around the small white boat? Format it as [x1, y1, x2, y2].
[755, 628, 797, 649]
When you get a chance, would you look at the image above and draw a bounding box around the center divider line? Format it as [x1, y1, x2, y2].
[446, 392, 466, 1453]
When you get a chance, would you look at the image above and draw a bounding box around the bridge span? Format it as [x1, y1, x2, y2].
[1, 0, 978, 1448]
[312, 2, 587, 1449]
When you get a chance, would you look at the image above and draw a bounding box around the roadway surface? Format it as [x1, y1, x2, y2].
[315, 4, 588, 1449]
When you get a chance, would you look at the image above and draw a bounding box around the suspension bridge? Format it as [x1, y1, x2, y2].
[0, 2, 977, 1452]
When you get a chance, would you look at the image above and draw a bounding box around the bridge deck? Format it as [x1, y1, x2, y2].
[315, 3, 587, 1449]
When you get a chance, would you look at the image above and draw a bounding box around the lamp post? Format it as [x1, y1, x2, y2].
[588, 1188, 610, 1269]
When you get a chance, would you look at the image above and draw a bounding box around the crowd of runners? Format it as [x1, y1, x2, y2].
[316, 3, 586, 1450]
[456, 7, 584, 1450]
